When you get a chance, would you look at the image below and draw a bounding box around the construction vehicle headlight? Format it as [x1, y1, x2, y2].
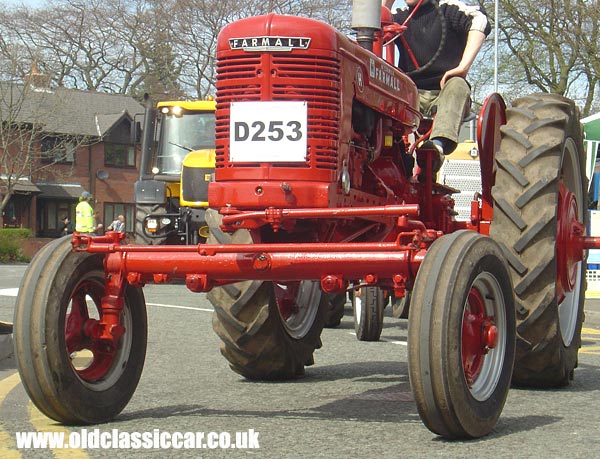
[161, 217, 172, 225]
[469, 147, 479, 158]
[151, 166, 160, 174]
[146, 218, 158, 232]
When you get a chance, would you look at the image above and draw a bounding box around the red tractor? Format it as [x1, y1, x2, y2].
[12, 0, 597, 439]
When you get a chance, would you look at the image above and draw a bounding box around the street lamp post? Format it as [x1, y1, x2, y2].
[494, 0, 499, 93]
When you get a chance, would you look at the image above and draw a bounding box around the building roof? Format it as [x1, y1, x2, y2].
[35, 183, 86, 199]
[12, 179, 41, 194]
[0, 82, 144, 138]
[583, 112, 600, 141]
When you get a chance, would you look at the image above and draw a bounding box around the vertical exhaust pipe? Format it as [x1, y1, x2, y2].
[352, 0, 382, 51]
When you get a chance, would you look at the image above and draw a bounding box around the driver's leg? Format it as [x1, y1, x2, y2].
[430, 77, 471, 154]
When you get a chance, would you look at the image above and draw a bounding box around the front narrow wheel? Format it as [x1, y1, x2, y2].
[409, 231, 516, 439]
[352, 286, 385, 341]
[13, 236, 147, 424]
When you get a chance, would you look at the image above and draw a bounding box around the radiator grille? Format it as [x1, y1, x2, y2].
[216, 52, 341, 170]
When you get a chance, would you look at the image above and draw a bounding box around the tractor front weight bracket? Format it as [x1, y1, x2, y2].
[97, 270, 126, 342]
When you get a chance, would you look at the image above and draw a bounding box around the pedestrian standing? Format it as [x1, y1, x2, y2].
[76, 192, 103, 235]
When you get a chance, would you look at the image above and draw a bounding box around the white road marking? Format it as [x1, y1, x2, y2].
[347, 331, 407, 345]
[0, 287, 211, 312]
[384, 339, 408, 346]
[146, 302, 213, 312]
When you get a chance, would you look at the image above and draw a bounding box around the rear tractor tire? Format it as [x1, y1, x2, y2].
[323, 293, 346, 328]
[206, 209, 325, 379]
[490, 93, 586, 387]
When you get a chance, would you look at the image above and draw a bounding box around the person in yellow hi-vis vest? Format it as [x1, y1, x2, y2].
[75, 191, 96, 234]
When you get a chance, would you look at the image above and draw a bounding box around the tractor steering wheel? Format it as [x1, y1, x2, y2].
[383, 0, 447, 77]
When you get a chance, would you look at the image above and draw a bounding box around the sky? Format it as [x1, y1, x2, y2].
[4, 0, 408, 9]
[2, 0, 44, 6]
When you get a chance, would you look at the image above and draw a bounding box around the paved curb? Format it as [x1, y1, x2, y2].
[0, 321, 13, 362]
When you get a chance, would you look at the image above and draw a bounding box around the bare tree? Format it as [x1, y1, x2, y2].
[477, 0, 600, 116]
[0, 0, 352, 101]
[0, 0, 153, 94]
[170, 0, 352, 99]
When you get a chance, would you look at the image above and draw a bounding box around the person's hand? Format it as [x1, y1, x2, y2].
[440, 66, 468, 88]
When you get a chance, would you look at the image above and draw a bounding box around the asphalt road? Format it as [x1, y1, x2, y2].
[1, 264, 600, 458]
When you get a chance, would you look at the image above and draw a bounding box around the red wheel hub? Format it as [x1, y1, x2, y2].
[274, 283, 300, 321]
[64, 280, 119, 382]
[462, 288, 497, 387]
[556, 183, 585, 303]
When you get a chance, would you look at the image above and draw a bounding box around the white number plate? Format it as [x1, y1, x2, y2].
[229, 101, 307, 162]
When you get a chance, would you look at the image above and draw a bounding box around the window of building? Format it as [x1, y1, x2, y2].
[105, 143, 136, 167]
[103, 203, 135, 233]
[46, 201, 57, 231]
[41, 136, 75, 163]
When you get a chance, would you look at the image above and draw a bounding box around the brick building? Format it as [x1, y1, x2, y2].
[0, 80, 144, 237]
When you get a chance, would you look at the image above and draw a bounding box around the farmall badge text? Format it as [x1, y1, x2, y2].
[369, 58, 401, 91]
[229, 37, 311, 52]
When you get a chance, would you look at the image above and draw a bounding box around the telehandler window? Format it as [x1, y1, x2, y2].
[155, 112, 215, 175]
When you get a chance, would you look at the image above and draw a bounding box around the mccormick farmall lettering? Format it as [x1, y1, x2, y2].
[369, 58, 401, 91]
[229, 37, 311, 52]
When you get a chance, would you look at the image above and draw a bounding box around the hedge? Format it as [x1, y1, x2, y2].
[0, 228, 33, 263]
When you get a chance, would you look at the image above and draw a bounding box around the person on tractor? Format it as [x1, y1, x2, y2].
[382, 0, 491, 176]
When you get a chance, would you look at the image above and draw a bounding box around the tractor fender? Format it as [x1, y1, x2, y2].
[477, 93, 507, 205]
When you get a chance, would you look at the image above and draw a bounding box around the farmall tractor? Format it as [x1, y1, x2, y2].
[13, 0, 597, 439]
